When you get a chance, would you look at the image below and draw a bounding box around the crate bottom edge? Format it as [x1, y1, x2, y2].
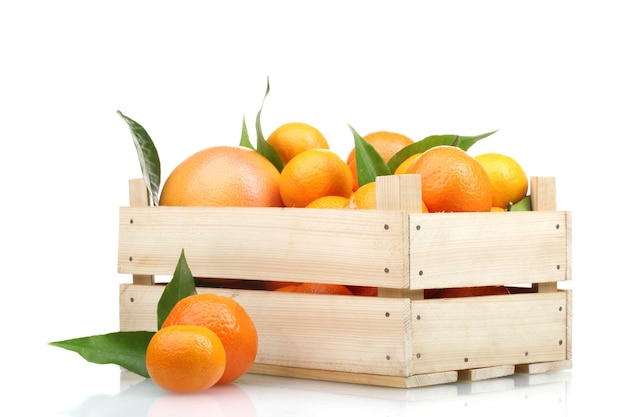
[248, 360, 572, 389]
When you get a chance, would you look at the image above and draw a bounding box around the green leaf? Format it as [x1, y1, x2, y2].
[117, 110, 161, 206]
[350, 125, 392, 187]
[508, 195, 532, 211]
[456, 130, 498, 151]
[387, 130, 498, 174]
[239, 116, 255, 150]
[49, 331, 155, 379]
[254, 77, 284, 172]
[157, 249, 197, 329]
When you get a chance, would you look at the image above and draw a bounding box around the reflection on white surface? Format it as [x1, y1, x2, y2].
[57, 369, 572, 417]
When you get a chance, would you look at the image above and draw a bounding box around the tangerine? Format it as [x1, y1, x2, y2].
[475, 153, 528, 209]
[348, 286, 378, 296]
[346, 131, 414, 190]
[279, 148, 353, 208]
[347, 182, 378, 209]
[394, 153, 422, 174]
[266, 122, 329, 165]
[159, 146, 283, 207]
[406, 146, 492, 212]
[431, 286, 510, 298]
[161, 293, 258, 384]
[347, 181, 429, 212]
[145, 324, 226, 393]
[276, 282, 353, 295]
[305, 195, 350, 209]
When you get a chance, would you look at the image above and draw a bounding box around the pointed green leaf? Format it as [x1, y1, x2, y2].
[508, 195, 532, 211]
[49, 331, 155, 378]
[350, 125, 392, 187]
[157, 249, 197, 329]
[239, 116, 254, 150]
[387, 130, 498, 173]
[117, 110, 161, 206]
[457, 130, 498, 151]
[254, 77, 284, 172]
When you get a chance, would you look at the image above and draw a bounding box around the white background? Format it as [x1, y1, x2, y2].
[1, 1, 623, 416]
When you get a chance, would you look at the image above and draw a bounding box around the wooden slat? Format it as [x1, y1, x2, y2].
[411, 292, 568, 375]
[248, 363, 457, 388]
[515, 359, 572, 374]
[530, 176, 557, 212]
[566, 290, 573, 360]
[118, 207, 409, 289]
[128, 178, 154, 286]
[376, 175, 424, 299]
[458, 365, 515, 381]
[120, 284, 414, 377]
[530, 176, 562, 294]
[376, 174, 424, 212]
[408, 211, 569, 289]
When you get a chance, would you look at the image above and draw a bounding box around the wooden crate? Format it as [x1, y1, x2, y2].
[118, 174, 572, 388]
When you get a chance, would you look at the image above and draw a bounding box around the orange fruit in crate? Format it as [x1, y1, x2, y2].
[305, 195, 350, 208]
[348, 181, 429, 212]
[347, 181, 377, 209]
[431, 286, 510, 298]
[279, 148, 353, 208]
[146, 324, 226, 393]
[475, 153, 528, 209]
[348, 285, 378, 296]
[275, 282, 353, 295]
[266, 122, 329, 165]
[346, 131, 414, 190]
[159, 145, 283, 207]
[263, 280, 299, 291]
[406, 146, 492, 212]
[161, 293, 258, 384]
[394, 153, 422, 174]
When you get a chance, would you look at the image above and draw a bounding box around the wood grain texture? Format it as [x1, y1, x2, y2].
[408, 211, 569, 289]
[515, 359, 572, 374]
[411, 292, 568, 375]
[248, 363, 458, 388]
[120, 284, 414, 377]
[457, 365, 515, 381]
[118, 207, 409, 289]
[128, 178, 154, 286]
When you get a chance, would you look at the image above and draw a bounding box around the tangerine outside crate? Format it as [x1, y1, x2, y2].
[118, 174, 572, 388]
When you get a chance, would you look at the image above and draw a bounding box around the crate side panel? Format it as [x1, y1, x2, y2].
[119, 207, 408, 288]
[120, 284, 413, 376]
[409, 211, 569, 289]
[411, 292, 567, 374]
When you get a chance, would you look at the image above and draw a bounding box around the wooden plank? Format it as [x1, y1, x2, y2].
[530, 176, 561, 293]
[408, 211, 569, 289]
[118, 207, 409, 289]
[376, 174, 424, 299]
[120, 284, 414, 377]
[248, 363, 457, 388]
[128, 178, 154, 286]
[458, 365, 515, 381]
[411, 292, 568, 375]
[530, 176, 557, 211]
[566, 290, 573, 360]
[515, 359, 572, 374]
[376, 174, 424, 212]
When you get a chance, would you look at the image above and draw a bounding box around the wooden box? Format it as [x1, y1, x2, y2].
[118, 175, 572, 388]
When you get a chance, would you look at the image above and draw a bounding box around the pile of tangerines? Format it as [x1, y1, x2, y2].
[158, 121, 528, 296]
[147, 292, 258, 393]
[160, 122, 527, 212]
